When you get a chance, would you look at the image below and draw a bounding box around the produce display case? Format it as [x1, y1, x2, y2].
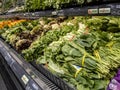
[0, 0, 25, 14]
[0, 1, 120, 90]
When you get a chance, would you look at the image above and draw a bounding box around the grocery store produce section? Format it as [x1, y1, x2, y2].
[0, 0, 120, 90]
[0, 16, 120, 90]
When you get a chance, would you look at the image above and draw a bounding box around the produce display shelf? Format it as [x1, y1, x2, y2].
[0, 2, 120, 20]
[31, 62, 75, 90]
[0, 74, 7, 90]
[0, 53, 24, 90]
[0, 38, 60, 90]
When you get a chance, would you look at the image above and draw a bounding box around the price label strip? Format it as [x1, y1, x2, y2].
[88, 9, 98, 14]
[99, 8, 111, 14]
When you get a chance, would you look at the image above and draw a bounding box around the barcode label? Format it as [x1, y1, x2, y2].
[99, 8, 111, 14]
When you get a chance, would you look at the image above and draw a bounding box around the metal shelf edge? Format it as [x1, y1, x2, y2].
[0, 39, 53, 90]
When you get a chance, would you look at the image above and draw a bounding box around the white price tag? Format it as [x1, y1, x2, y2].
[21, 75, 29, 85]
[99, 8, 111, 14]
[88, 9, 98, 14]
[52, 11, 57, 15]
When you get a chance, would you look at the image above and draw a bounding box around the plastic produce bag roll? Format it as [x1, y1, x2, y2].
[107, 70, 120, 90]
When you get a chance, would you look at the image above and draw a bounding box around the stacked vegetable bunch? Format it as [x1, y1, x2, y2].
[1, 0, 19, 12]
[0, 17, 69, 52]
[0, 20, 26, 29]
[25, 0, 99, 11]
[1, 19, 40, 52]
[1, 16, 120, 90]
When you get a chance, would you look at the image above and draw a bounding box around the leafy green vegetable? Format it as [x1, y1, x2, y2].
[23, 18, 79, 61]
